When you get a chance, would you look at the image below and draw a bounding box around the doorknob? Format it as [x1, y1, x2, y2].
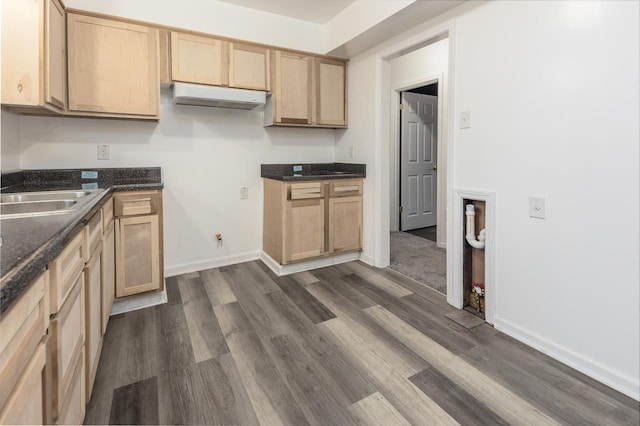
[433, 165, 437, 171]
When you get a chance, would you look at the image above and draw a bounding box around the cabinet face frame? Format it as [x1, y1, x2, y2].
[84, 245, 103, 401]
[171, 32, 227, 86]
[67, 13, 160, 116]
[101, 221, 115, 335]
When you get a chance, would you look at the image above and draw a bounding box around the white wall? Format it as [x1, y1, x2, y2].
[18, 91, 335, 274]
[337, 0, 639, 399]
[63, 0, 326, 53]
[0, 111, 20, 172]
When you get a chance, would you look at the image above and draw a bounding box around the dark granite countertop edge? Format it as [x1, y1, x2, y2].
[0, 182, 164, 317]
[261, 173, 365, 182]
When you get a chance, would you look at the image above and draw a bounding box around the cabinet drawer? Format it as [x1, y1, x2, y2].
[114, 191, 161, 217]
[0, 271, 48, 410]
[288, 182, 324, 200]
[83, 210, 102, 262]
[0, 340, 47, 425]
[48, 275, 84, 421]
[330, 179, 362, 197]
[102, 196, 113, 231]
[49, 231, 85, 315]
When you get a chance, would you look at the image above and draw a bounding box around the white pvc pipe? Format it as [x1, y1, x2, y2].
[465, 204, 486, 250]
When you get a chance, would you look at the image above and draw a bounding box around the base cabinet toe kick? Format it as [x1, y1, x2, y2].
[263, 178, 363, 265]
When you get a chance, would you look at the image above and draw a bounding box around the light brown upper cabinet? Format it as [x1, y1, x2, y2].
[1, 0, 66, 112]
[228, 42, 270, 91]
[265, 50, 347, 128]
[67, 13, 160, 118]
[171, 32, 226, 86]
[316, 58, 347, 127]
[269, 51, 314, 125]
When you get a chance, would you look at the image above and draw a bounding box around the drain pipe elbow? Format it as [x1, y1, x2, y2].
[465, 204, 486, 250]
[466, 228, 486, 250]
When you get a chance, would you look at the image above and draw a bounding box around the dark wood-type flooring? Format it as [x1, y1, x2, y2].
[85, 260, 640, 425]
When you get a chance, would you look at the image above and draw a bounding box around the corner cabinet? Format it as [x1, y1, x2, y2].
[67, 13, 160, 118]
[113, 190, 164, 298]
[265, 51, 347, 128]
[1, 0, 66, 112]
[263, 178, 362, 265]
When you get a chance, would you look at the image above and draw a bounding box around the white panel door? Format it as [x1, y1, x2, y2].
[400, 92, 438, 231]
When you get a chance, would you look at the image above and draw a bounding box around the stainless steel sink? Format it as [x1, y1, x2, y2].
[1, 200, 77, 216]
[0, 190, 93, 203]
[0, 189, 103, 219]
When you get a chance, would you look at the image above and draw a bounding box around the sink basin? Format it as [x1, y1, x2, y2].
[0, 190, 93, 203]
[1, 200, 77, 217]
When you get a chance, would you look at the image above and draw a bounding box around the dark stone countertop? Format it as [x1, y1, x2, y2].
[0, 168, 163, 317]
[261, 162, 366, 181]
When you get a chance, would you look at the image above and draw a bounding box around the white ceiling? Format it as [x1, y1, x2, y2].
[216, 0, 356, 24]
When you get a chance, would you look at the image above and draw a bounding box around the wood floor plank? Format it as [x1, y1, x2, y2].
[291, 270, 320, 286]
[265, 291, 377, 404]
[214, 302, 309, 426]
[164, 276, 182, 305]
[343, 261, 413, 298]
[218, 352, 261, 426]
[269, 334, 359, 425]
[199, 267, 238, 307]
[109, 376, 159, 425]
[238, 292, 299, 340]
[307, 282, 429, 376]
[176, 275, 208, 304]
[364, 305, 561, 425]
[155, 303, 195, 371]
[157, 364, 215, 425]
[318, 317, 459, 425]
[349, 392, 411, 426]
[410, 367, 508, 426]
[271, 274, 337, 324]
[84, 314, 126, 424]
[182, 297, 230, 363]
[221, 263, 280, 302]
[117, 307, 158, 388]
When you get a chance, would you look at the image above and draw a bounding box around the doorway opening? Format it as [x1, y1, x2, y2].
[389, 82, 446, 294]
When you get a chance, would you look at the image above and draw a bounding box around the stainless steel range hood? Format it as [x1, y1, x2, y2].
[172, 82, 266, 110]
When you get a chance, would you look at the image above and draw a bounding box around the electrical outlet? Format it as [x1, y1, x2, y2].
[240, 187, 248, 199]
[529, 196, 546, 219]
[97, 144, 110, 160]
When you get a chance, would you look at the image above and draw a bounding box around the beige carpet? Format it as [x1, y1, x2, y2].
[389, 231, 446, 294]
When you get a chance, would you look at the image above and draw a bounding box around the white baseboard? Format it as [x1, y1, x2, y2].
[260, 251, 360, 276]
[359, 252, 375, 266]
[111, 287, 168, 316]
[493, 317, 640, 401]
[164, 251, 261, 277]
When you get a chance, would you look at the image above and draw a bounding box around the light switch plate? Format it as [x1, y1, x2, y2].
[240, 187, 248, 199]
[97, 144, 110, 160]
[529, 196, 546, 219]
[460, 111, 471, 129]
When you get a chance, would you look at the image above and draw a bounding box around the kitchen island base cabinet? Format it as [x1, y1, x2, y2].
[263, 178, 362, 265]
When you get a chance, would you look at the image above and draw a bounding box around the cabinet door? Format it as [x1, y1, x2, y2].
[116, 215, 160, 297]
[0, 341, 47, 425]
[229, 43, 269, 91]
[45, 0, 65, 110]
[316, 58, 347, 126]
[171, 32, 225, 86]
[274, 51, 313, 124]
[329, 196, 362, 253]
[67, 13, 159, 116]
[101, 222, 115, 335]
[284, 199, 324, 263]
[84, 246, 102, 401]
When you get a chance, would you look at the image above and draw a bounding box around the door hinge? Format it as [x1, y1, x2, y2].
[399, 103, 404, 110]
[400, 205, 404, 212]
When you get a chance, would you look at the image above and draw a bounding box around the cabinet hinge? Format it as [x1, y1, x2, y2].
[400, 205, 404, 212]
[399, 103, 404, 110]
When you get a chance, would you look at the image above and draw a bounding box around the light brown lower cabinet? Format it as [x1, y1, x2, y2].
[101, 220, 115, 334]
[84, 244, 103, 400]
[263, 178, 362, 264]
[114, 190, 163, 298]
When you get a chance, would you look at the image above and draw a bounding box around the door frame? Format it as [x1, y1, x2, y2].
[391, 75, 444, 243]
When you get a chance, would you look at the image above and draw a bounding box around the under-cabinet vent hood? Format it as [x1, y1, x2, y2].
[172, 82, 266, 110]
